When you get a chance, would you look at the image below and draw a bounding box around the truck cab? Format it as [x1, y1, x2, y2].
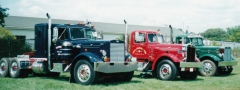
[129, 30, 202, 80]
[175, 34, 238, 76]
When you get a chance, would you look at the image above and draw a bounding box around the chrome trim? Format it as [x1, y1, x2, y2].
[94, 62, 137, 73]
[180, 62, 203, 68]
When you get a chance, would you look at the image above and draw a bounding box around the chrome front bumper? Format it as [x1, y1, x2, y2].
[180, 62, 203, 68]
[94, 62, 138, 73]
[218, 60, 238, 66]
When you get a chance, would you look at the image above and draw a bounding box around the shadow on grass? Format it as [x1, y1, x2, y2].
[215, 73, 237, 77]
[133, 73, 204, 82]
[94, 79, 142, 86]
[27, 73, 142, 85]
[174, 77, 204, 82]
[27, 74, 70, 82]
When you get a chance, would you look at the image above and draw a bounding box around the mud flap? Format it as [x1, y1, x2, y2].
[69, 69, 76, 83]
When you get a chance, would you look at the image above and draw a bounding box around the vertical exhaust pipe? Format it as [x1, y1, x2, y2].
[46, 13, 52, 70]
[124, 20, 128, 52]
[169, 25, 173, 44]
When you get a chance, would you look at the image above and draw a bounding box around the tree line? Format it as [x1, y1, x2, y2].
[200, 25, 240, 42]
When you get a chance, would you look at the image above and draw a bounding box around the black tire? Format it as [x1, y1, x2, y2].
[9, 59, 29, 78]
[180, 71, 198, 80]
[74, 60, 97, 85]
[117, 71, 134, 81]
[199, 60, 217, 76]
[156, 60, 178, 80]
[0, 58, 10, 77]
[218, 67, 233, 75]
[9, 59, 21, 78]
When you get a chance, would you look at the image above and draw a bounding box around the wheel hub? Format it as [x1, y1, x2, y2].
[77, 64, 91, 82]
[10, 62, 18, 75]
[160, 64, 172, 78]
[203, 62, 212, 74]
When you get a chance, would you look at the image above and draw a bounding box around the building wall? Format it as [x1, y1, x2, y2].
[9, 29, 35, 39]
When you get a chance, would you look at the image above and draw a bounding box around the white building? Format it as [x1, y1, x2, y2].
[4, 16, 184, 41]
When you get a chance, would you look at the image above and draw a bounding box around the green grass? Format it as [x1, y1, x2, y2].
[1, 61, 240, 90]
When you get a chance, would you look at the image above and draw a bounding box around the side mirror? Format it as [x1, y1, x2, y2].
[52, 27, 58, 43]
[92, 31, 98, 37]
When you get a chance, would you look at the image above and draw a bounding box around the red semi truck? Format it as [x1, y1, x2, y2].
[124, 21, 203, 80]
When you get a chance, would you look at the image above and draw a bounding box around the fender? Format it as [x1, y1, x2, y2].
[199, 54, 221, 61]
[151, 53, 182, 70]
[72, 52, 103, 63]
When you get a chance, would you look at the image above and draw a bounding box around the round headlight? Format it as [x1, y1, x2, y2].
[62, 41, 72, 46]
[102, 50, 107, 56]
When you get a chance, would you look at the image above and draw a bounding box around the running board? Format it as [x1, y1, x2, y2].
[137, 62, 152, 71]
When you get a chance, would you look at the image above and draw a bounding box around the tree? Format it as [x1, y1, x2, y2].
[200, 28, 229, 41]
[0, 5, 9, 27]
[0, 27, 15, 39]
[118, 34, 125, 41]
[0, 28, 32, 58]
[226, 25, 240, 42]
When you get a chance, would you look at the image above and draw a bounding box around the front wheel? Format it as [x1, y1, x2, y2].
[0, 58, 9, 77]
[199, 60, 217, 76]
[156, 60, 178, 80]
[74, 60, 97, 85]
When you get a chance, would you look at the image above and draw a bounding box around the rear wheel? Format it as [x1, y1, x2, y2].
[156, 60, 177, 80]
[10, 59, 20, 78]
[199, 60, 217, 76]
[0, 58, 9, 77]
[74, 60, 97, 85]
[9, 59, 28, 78]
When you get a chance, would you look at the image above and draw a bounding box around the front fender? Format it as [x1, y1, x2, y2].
[72, 52, 103, 63]
[157, 53, 182, 62]
[151, 53, 181, 70]
[199, 54, 221, 61]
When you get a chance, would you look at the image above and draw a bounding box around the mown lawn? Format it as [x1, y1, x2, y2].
[1, 60, 240, 90]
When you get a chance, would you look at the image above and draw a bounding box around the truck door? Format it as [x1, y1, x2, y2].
[131, 32, 148, 59]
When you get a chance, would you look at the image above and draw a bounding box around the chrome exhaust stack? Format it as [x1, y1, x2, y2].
[124, 20, 128, 51]
[46, 13, 52, 70]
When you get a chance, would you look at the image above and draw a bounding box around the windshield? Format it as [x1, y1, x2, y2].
[190, 38, 204, 46]
[148, 33, 164, 43]
[70, 28, 96, 39]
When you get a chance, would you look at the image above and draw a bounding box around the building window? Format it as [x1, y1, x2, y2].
[15, 35, 26, 40]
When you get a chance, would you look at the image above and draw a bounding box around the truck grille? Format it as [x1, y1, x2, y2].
[223, 47, 231, 61]
[186, 45, 196, 62]
[110, 43, 125, 62]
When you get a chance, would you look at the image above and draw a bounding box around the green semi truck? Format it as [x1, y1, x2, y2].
[175, 34, 238, 76]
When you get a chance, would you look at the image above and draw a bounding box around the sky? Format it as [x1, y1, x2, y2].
[1, 0, 240, 33]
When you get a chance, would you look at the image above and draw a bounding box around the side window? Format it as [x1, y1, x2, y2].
[134, 33, 145, 43]
[176, 38, 182, 44]
[148, 34, 153, 42]
[58, 28, 68, 40]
